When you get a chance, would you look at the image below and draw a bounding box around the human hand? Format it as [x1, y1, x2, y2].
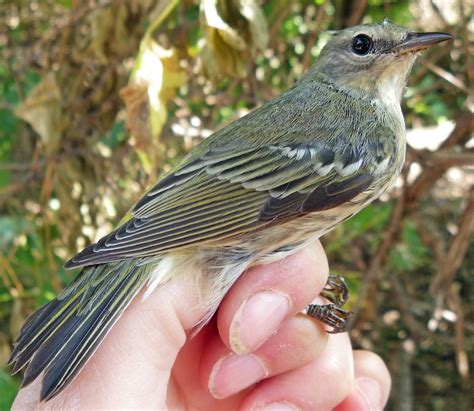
[13, 241, 390, 410]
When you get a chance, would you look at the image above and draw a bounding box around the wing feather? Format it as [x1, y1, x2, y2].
[66, 143, 370, 268]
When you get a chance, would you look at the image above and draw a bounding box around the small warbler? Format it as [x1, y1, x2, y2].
[9, 20, 452, 400]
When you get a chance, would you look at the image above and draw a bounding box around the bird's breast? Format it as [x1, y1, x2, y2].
[249, 188, 377, 265]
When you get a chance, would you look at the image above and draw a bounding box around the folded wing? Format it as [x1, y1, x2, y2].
[66, 142, 371, 268]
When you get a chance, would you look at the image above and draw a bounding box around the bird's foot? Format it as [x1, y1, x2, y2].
[306, 303, 352, 334]
[305, 274, 352, 333]
[320, 273, 349, 307]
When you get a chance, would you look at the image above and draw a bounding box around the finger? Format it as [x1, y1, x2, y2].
[201, 315, 328, 399]
[218, 241, 329, 355]
[64, 281, 200, 409]
[12, 378, 43, 411]
[163, 320, 247, 411]
[239, 332, 354, 411]
[334, 350, 391, 411]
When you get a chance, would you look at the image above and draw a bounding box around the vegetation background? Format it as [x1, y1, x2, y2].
[0, 0, 472, 409]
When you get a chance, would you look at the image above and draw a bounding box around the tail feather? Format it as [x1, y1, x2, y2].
[9, 298, 64, 374]
[40, 266, 144, 400]
[8, 259, 152, 401]
[12, 298, 61, 345]
[21, 303, 86, 387]
[10, 289, 87, 375]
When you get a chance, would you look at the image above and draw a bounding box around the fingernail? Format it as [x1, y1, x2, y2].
[357, 377, 383, 410]
[209, 353, 268, 399]
[230, 291, 291, 354]
[259, 401, 300, 411]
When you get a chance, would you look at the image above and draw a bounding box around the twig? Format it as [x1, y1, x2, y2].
[344, 0, 368, 28]
[419, 59, 468, 94]
[410, 47, 452, 85]
[413, 212, 446, 268]
[428, 149, 474, 168]
[439, 111, 474, 149]
[409, 147, 474, 169]
[458, 0, 472, 87]
[429, 0, 450, 28]
[390, 276, 427, 341]
[0, 255, 25, 295]
[407, 111, 473, 207]
[430, 186, 474, 295]
[301, 0, 328, 70]
[351, 168, 409, 325]
[268, 0, 292, 46]
[0, 178, 33, 198]
[349, 243, 368, 272]
[399, 340, 415, 411]
[448, 284, 470, 381]
[0, 163, 39, 171]
[0, 101, 15, 111]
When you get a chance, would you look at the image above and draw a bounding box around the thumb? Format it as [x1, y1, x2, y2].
[12, 273, 205, 410]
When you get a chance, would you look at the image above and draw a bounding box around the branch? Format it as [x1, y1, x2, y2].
[390, 277, 428, 341]
[430, 186, 474, 295]
[448, 284, 470, 381]
[419, 59, 468, 94]
[351, 168, 409, 325]
[406, 111, 473, 207]
[302, 0, 328, 70]
[439, 111, 474, 149]
[409, 147, 474, 169]
[344, 0, 368, 27]
[413, 212, 446, 269]
[428, 149, 474, 168]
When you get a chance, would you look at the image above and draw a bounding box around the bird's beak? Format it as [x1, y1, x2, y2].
[391, 32, 453, 54]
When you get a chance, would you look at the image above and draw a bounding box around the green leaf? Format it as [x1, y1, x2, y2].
[389, 220, 430, 271]
[0, 368, 20, 411]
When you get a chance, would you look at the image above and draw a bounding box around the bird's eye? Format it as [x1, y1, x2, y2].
[352, 34, 373, 55]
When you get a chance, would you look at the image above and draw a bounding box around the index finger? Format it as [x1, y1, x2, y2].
[217, 241, 329, 355]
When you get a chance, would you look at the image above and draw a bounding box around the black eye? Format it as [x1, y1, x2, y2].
[352, 34, 373, 55]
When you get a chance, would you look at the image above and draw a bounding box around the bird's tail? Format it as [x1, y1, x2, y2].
[8, 259, 153, 401]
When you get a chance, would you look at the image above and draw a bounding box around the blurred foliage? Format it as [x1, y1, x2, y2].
[0, 0, 472, 409]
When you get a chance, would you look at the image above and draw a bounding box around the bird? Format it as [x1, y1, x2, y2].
[9, 20, 452, 401]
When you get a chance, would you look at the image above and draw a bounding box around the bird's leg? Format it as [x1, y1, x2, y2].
[305, 274, 352, 334]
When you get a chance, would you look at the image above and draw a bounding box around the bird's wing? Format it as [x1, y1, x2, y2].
[66, 142, 372, 268]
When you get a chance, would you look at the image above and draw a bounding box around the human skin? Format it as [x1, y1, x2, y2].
[13, 241, 391, 410]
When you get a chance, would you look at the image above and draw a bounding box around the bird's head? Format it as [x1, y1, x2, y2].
[309, 20, 452, 104]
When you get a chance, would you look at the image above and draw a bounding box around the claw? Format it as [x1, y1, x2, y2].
[320, 274, 349, 307]
[306, 303, 353, 334]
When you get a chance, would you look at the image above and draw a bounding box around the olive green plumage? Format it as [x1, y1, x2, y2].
[9, 20, 452, 401]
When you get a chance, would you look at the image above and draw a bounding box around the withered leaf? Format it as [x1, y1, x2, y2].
[120, 41, 187, 174]
[199, 0, 268, 78]
[15, 73, 63, 154]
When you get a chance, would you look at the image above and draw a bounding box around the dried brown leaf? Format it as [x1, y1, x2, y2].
[15, 73, 63, 154]
[87, 1, 156, 62]
[199, 0, 268, 78]
[120, 82, 150, 151]
[120, 41, 187, 173]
